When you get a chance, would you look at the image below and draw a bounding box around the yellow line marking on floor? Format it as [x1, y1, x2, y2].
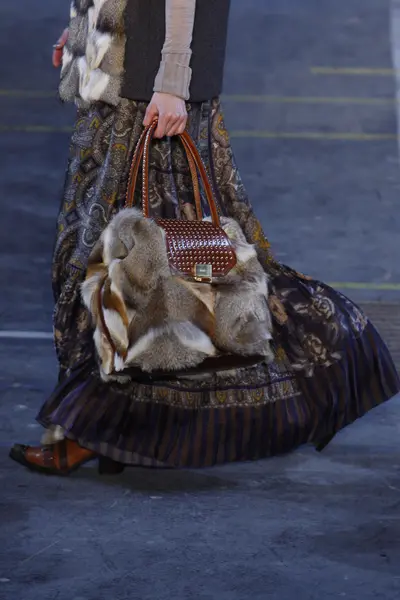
[0, 89, 56, 98]
[0, 125, 397, 141]
[0, 331, 53, 340]
[223, 95, 397, 105]
[328, 282, 400, 291]
[0, 125, 72, 133]
[0, 89, 398, 106]
[230, 131, 398, 141]
[311, 67, 400, 76]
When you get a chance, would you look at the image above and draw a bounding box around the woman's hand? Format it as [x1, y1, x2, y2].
[52, 28, 69, 68]
[143, 92, 188, 138]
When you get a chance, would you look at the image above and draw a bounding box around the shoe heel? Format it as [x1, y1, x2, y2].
[315, 433, 335, 453]
[98, 456, 125, 475]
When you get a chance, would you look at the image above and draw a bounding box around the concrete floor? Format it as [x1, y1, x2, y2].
[1, 1, 400, 599]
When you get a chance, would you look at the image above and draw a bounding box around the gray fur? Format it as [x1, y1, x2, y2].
[96, 0, 127, 32]
[60, 0, 127, 106]
[212, 217, 273, 360]
[74, 0, 94, 14]
[82, 209, 273, 376]
[122, 322, 216, 373]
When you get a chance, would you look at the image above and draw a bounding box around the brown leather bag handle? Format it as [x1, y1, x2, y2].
[125, 121, 220, 226]
[180, 135, 203, 221]
[179, 131, 220, 225]
[124, 126, 148, 211]
[142, 123, 203, 221]
[125, 121, 202, 219]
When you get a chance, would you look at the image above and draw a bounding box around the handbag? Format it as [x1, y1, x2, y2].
[81, 121, 273, 381]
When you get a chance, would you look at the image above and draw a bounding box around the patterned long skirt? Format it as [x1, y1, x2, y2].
[37, 98, 400, 467]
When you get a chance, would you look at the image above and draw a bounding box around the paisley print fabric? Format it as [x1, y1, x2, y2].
[38, 97, 400, 467]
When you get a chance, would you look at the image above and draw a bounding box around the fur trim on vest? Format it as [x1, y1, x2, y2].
[59, 0, 127, 107]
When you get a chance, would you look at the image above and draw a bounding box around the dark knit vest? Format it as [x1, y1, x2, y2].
[121, 0, 231, 102]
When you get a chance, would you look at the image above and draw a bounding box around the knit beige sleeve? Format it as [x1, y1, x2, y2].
[153, 0, 196, 101]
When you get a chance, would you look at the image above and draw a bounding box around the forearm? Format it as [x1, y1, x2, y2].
[153, 0, 196, 100]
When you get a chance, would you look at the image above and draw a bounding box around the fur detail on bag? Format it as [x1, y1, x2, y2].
[81, 208, 273, 381]
[60, 0, 127, 107]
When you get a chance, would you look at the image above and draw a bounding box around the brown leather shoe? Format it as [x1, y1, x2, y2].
[9, 439, 96, 475]
[9, 439, 126, 476]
